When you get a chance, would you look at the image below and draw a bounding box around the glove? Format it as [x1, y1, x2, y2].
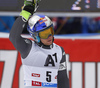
[23, 0, 41, 14]
[20, 0, 41, 21]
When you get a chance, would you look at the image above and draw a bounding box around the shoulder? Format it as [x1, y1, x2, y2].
[53, 43, 64, 52]
[53, 43, 60, 48]
[29, 40, 39, 52]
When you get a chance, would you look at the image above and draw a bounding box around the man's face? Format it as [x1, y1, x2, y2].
[40, 35, 53, 45]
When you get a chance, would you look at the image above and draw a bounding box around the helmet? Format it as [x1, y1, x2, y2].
[27, 15, 54, 43]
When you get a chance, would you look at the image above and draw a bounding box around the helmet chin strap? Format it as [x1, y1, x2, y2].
[35, 37, 54, 49]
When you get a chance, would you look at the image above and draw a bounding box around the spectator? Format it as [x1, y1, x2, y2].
[54, 17, 81, 34]
[0, 16, 15, 33]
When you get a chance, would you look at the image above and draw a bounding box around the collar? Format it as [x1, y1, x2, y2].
[40, 44, 53, 49]
[35, 41, 53, 49]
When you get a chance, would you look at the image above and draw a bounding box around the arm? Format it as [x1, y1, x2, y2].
[9, 0, 41, 58]
[57, 47, 70, 88]
[9, 16, 32, 58]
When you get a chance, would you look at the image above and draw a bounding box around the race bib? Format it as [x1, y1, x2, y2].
[23, 65, 58, 87]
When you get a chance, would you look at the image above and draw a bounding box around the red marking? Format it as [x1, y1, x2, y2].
[32, 81, 42, 86]
[55, 76, 57, 79]
[0, 62, 4, 85]
[32, 73, 40, 77]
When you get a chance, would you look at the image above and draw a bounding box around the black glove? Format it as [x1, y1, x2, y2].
[20, 0, 41, 21]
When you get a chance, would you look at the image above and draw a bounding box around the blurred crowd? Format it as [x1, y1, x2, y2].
[0, 16, 15, 33]
[51, 17, 100, 34]
[0, 16, 100, 34]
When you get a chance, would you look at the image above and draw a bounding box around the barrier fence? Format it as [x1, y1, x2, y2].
[0, 33, 100, 88]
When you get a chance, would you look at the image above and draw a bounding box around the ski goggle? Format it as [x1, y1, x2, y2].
[39, 26, 54, 39]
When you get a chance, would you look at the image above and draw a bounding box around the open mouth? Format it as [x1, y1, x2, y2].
[47, 39, 52, 42]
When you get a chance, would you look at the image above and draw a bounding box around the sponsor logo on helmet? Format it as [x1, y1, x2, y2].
[39, 18, 48, 24]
